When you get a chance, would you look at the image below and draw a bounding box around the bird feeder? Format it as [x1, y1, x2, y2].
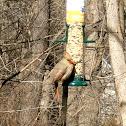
[56, 0, 95, 86]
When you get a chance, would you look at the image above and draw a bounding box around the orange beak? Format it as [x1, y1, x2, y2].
[70, 60, 74, 64]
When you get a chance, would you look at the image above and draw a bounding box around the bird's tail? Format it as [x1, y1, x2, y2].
[56, 86, 60, 102]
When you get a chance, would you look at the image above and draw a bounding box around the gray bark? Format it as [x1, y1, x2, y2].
[106, 0, 126, 125]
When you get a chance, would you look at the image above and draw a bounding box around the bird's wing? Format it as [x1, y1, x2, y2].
[61, 64, 74, 81]
[53, 68, 67, 82]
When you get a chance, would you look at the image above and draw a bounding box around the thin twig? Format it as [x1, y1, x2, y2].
[0, 106, 61, 113]
[0, 56, 12, 73]
[1, 43, 60, 87]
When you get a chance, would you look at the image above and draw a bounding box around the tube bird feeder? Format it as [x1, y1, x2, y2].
[60, 1, 95, 125]
[66, 0, 86, 86]
[56, 0, 95, 86]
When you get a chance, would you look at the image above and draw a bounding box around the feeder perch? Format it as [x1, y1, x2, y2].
[82, 22, 95, 43]
[55, 22, 69, 43]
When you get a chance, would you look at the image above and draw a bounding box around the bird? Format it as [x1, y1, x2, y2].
[47, 52, 75, 102]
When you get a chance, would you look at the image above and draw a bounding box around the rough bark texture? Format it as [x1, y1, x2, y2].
[0, 0, 48, 125]
[106, 0, 126, 125]
[1, 0, 126, 125]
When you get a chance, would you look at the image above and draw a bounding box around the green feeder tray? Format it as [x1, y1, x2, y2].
[68, 76, 88, 86]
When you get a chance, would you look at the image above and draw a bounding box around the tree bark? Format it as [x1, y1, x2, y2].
[0, 0, 49, 125]
[106, 0, 126, 125]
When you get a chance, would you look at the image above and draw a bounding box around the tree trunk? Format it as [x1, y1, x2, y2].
[106, 0, 126, 125]
[0, 0, 49, 126]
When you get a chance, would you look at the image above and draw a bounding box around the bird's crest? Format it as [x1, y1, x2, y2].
[64, 51, 71, 60]
[64, 52, 74, 64]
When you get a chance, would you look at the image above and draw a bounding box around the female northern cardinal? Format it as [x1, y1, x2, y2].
[48, 52, 74, 102]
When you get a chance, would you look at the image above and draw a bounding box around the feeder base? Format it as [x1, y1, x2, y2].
[68, 75, 88, 86]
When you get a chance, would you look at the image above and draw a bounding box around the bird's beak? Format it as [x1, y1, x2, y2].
[70, 60, 74, 64]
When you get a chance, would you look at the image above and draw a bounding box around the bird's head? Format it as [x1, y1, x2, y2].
[64, 52, 74, 64]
